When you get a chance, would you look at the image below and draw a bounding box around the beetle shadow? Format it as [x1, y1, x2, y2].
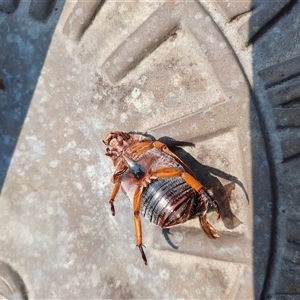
[156, 136, 249, 248]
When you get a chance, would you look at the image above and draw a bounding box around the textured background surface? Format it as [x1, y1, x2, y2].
[0, 0, 299, 299]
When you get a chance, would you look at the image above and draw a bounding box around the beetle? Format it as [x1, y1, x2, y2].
[103, 131, 220, 265]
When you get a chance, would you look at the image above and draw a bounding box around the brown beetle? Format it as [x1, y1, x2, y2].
[103, 131, 220, 265]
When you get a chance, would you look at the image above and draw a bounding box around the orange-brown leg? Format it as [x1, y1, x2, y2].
[150, 167, 220, 238]
[130, 140, 154, 160]
[109, 181, 121, 216]
[199, 214, 220, 239]
[153, 140, 218, 218]
[153, 141, 195, 176]
[181, 172, 220, 238]
[112, 161, 128, 183]
[133, 185, 148, 265]
[150, 167, 184, 178]
[150, 168, 204, 191]
[109, 161, 129, 215]
[151, 168, 219, 214]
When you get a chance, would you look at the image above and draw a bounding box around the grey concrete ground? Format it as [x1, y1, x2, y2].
[0, 0, 299, 299]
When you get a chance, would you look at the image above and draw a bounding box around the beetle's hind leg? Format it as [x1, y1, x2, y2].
[200, 188, 220, 219]
[199, 214, 220, 239]
[150, 168, 220, 239]
[181, 173, 220, 239]
[196, 188, 220, 239]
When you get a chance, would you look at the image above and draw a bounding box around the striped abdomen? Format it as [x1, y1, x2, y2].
[141, 176, 199, 228]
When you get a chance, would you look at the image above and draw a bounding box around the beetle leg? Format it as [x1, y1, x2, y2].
[130, 140, 154, 160]
[150, 168, 205, 191]
[150, 167, 184, 178]
[199, 214, 220, 238]
[153, 141, 220, 216]
[150, 168, 220, 238]
[109, 161, 128, 216]
[112, 161, 128, 183]
[206, 191, 221, 220]
[150, 168, 219, 215]
[108, 181, 121, 216]
[153, 141, 195, 176]
[133, 185, 148, 265]
[181, 172, 220, 238]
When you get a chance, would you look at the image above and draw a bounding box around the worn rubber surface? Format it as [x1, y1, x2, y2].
[0, 1, 299, 299]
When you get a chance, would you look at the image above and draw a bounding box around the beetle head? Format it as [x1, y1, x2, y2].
[103, 131, 131, 156]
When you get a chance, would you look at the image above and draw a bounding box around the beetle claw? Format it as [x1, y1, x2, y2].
[138, 245, 148, 265]
[109, 200, 115, 216]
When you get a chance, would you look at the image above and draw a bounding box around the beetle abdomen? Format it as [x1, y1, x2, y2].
[141, 177, 198, 228]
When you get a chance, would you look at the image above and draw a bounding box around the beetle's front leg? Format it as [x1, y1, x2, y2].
[109, 162, 128, 216]
[133, 185, 148, 265]
[109, 181, 120, 216]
